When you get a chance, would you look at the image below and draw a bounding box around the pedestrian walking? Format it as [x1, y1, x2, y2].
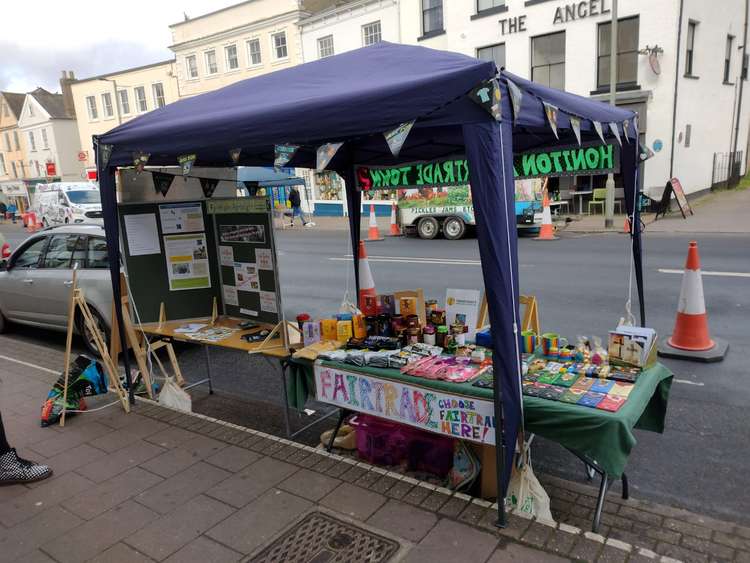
[6, 202, 17, 224]
[0, 411, 52, 485]
[0, 202, 6, 223]
[287, 187, 314, 227]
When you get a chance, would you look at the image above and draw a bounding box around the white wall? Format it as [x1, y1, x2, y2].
[300, 0, 400, 61]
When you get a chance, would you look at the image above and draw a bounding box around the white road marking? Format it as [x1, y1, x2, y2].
[0, 354, 58, 375]
[659, 268, 750, 278]
[673, 379, 705, 386]
[331, 255, 481, 266]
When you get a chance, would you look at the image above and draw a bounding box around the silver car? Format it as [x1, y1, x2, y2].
[0, 224, 113, 355]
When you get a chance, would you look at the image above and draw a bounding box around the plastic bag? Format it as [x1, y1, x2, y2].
[507, 448, 554, 524]
[158, 377, 192, 412]
[447, 440, 481, 491]
[41, 355, 107, 427]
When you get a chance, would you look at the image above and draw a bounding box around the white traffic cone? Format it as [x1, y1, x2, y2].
[358, 241, 378, 315]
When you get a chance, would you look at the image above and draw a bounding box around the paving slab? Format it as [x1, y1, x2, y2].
[366, 499, 439, 543]
[320, 482, 387, 520]
[404, 518, 498, 563]
[163, 535, 242, 563]
[278, 467, 341, 501]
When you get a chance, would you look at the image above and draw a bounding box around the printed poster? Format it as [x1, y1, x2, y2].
[222, 285, 239, 306]
[256, 248, 273, 271]
[446, 288, 482, 340]
[163, 233, 211, 291]
[220, 224, 266, 244]
[260, 291, 277, 313]
[314, 364, 496, 444]
[219, 245, 234, 267]
[159, 202, 204, 234]
[233, 262, 259, 292]
[123, 213, 160, 256]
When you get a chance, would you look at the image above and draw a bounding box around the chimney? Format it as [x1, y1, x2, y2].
[59, 70, 77, 118]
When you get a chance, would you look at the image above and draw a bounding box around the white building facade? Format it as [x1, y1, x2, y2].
[299, 0, 750, 204]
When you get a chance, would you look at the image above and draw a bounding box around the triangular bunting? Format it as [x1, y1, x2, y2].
[229, 148, 242, 164]
[383, 120, 414, 158]
[506, 79, 523, 122]
[200, 177, 219, 198]
[468, 78, 502, 121]
[639, 143, 655, 162]
[543, 102, 559, 139]
[570, 116, 582, 146]
[178, 154, 196, 177]
[609, 122, 622, 146]
[317, 142, 344, 170]
[593, 121, 605, 144]
[152, 171, 174, 197]
[99, 144, 113, 168]
[133, 151, 150, 174]
[274, 144, 299, 169]
[622, 119, 631, 143]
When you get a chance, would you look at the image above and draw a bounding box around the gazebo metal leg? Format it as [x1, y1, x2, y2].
[592, 472, 609, 533]
[621, 472, 629, 500]
[325, 409, 349, 453]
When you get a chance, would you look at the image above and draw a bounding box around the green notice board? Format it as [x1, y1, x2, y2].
[119, 200, 221, 323]
[208, 198, 281, 326]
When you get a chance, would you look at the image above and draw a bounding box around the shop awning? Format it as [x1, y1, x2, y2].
[96, 41, 641, 509]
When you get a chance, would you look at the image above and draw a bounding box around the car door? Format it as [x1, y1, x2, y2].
[0, 236, 49, 323]
[73, 235, 113, 330]
[30, 233, 82, 327]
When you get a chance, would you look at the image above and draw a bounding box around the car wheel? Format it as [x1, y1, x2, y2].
[443, 217, 466, 240]
[417, 217, 439, 239]
[77, 307, 109, 357]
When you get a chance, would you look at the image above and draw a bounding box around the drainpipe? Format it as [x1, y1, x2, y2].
[729, 0, 749, 184]
[669, 0, 685, 179]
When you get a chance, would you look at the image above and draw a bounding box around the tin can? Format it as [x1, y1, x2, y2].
[430, 309, 446, 325]
[422, 325, 436, 345]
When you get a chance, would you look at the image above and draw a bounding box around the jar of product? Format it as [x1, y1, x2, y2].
[406, 327, 420, 345]
[406, 314, 420, 329]
[377, 314, 392, 336]
[430, 309, 446, 326]
[436, 325, 449, 348]
[444, 333, 456, 353]
[454, 332, 466, 346]
[422, 325, 436, 345]
[390, 314, 404, 334]
[424, 299, 438, 319]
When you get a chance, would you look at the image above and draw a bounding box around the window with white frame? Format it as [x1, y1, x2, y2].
[152, 83, 166, 108]
[422, 0, 443, 35]
[477, 43, 506, 70]
[101, 92, 114, 118]
[41, 128, 49, 149]
[478, 0, 505, 11]
[28, 131, 36, 152]
[134, 87, 148, 112]
[685, 21, 698, 76]
[225, 44, 239, 70]
[205, 50, 218, 74]
[724, 35, 735, 83]
[362, 21, 381, 46]
[318, 35, 334, 58]
[531, 31, 566, 89]
[247, 39, 262, 66]
[4, 132, 10, 151]
[34, 161, 40, 177]
[86, 95, 98, 120]
[13, 131, 19, 151]
[272, 32, 288, 59]
[11, 161, 17, 178]
[118, 90, 130, 114]
[186, 55, 199, 78]
[0, 153, 5, 176]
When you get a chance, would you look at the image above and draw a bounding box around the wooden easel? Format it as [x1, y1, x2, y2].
[476, 293, 541, 335]
[60, 269, 130, 427]
[248, 319, 301, 355]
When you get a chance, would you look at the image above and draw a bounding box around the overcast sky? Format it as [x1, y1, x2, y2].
[1, 0, 240, 93]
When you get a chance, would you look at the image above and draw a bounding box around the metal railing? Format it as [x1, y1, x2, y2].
[711, 151, 744, 188]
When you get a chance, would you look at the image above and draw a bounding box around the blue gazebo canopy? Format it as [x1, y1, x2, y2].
[96, 42, 641, 512]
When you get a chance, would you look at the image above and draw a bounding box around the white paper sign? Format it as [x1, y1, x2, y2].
[446, 288, 482, 340]
[223, 285, 239, 306]
[240, 307, 258, 317]
[159, 203, 204, 234]
[260, 291, 277, 313]
[314, 364, 496, 444]
[219, 245, 234, 267]
[164, 234, 211, 291]
[256, 248, 273, 271]
[123, 213, 160, 256]
[233, 262, 259, 292]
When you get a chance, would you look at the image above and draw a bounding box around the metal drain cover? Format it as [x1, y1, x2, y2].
[249, 511, 400, 563]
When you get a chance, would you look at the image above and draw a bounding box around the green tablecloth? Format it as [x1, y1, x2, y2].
[287, 357, 672, 478]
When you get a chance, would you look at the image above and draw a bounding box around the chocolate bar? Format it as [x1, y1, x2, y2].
[577, 391, 606, 408]
[597, 394, 627, 412]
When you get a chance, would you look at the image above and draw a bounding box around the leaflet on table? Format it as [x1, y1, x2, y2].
[608, 325, 656, 367]
[233, 262, 259, 292]
[159, 202, 204, 234]
[219, 245, 234, 267]
[163, 233, 211, 291]
[445, 288, 481, 340]
[123, 213, 160, 256]
[314, 364, 496, 444]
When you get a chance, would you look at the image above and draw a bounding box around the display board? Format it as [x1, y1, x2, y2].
[119, 200, 221, 322]
[208, 198, 282, 326]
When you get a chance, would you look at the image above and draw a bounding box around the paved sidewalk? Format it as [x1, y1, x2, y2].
[2, 338, 750, 562]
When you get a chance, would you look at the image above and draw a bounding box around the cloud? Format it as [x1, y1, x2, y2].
[0, 40, 172, 93]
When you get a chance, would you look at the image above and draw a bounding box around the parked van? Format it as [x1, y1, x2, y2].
[35, 183, 102, 226]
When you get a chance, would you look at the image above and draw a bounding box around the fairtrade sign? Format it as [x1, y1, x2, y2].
[356, 143, 619, 190]
[314, 364, 497, 444]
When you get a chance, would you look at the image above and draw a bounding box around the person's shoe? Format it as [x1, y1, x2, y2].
[0, 449, 52, 485]
[305, 222, 315, 228]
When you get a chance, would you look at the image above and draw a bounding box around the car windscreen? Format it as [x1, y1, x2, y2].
[66, 190, 100, 205]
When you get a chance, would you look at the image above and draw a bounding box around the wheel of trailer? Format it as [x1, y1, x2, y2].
[417, 217, 439, 239]
[442, 216, 466, 240]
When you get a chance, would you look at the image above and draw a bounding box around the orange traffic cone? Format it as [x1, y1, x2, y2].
[658, 241, 728, 362]
[358, 241, 378, 315]
[388, 202, 401, 236]
[534, 192, 557, 240]
[624, 216, 631, 234]
[367, 204, 384, 241]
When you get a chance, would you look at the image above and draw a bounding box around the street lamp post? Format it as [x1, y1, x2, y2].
[604, 0, 618, 229]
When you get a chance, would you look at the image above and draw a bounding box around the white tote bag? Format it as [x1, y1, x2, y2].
[507, 448, 555, 525]
[158, 377, 192, 412]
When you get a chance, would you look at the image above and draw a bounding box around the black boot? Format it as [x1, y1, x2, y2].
[0, 449, 52, 485]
